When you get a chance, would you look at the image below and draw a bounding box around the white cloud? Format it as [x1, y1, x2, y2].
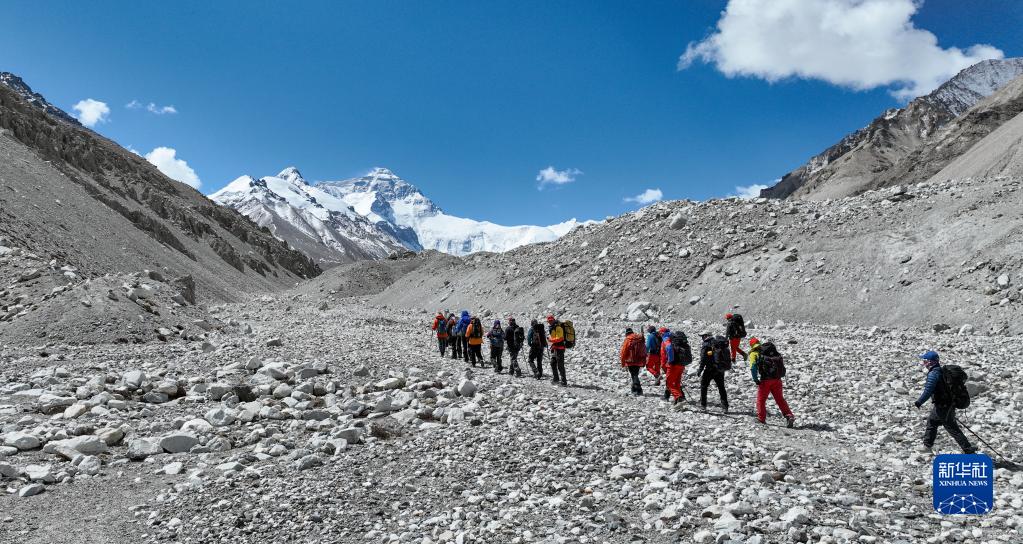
[146, 103, 177, 115]
[679, 0, 1004, 100]
[144, 147, 201, 189]
[536, 166, 582, 188]
[126, 100, 178, 114]
[734, 183, 769, 199]
[72, 98, 110, 127]
[624, 188, 663, 205]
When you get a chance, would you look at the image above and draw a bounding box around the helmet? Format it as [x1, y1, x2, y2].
[546, 315, 556, 323]
[749, 337, 760, 346]
[725, 313, 734, 319]
[625, 327, 634, 335]
[647, 325, 656, 333]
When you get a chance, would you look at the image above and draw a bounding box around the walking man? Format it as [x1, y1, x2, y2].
[748, 337, 795, 427]
[547, 315, 568, 386]
[504, 318, 525, 378]
[527, 319, 547, 379]
[619, 327, 646, 395]
[697, 331, 729, 412]
[914, 351, 976, 454]
[725, 313, 748, 363]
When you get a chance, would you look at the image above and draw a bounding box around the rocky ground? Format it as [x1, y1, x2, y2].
[2, 291, 1021, 543]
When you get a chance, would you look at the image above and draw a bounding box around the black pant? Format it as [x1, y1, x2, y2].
[700, 369, 728, 408]
[627, 366, 643, 395]
[508, 348, 521, 376]
[450, 335, 463, 359]
[491, 346, 503, 371]
[550, 349, 566, 383]
[924, 404, 974, 452]
[438, 337, 447, 356]
[528, 347, 544, 377]
[462, 337, 470, 362]
[469, 344, 483, 366]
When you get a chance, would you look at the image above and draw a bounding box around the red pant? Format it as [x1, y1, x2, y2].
[646, 354, 662, 378]
[665, 364, 685, 400]
[729, 338, 747, 361]
[755, 378, 793, 422]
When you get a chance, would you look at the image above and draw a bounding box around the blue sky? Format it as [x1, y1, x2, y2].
[3, 0, 1021, 225]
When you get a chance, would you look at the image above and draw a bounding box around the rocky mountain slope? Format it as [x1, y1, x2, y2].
[209, 167, 405, 266]
[762, 58, 1023, 200]
[360, 176, 1022, 336]
[0, 73, 319, 304]
[217, 166, 585, 258]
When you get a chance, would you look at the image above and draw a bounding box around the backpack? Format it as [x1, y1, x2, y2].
[757, 342, 785, 380]
[624, 334, 646, 365]
[669, 333, 692, 365]
[514, 326, 525, 348]
[561, 320, 576, 349]
[489, 328, 504, 348]
[469, 320, 483, 338]
[732, 314, 747, 338]
[941, 365, 971, 409]
[711, 336, 732, 371]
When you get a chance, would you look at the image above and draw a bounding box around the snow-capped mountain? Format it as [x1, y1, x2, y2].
[762, 58, 1023, 200]
[210, 168, 405, 266]
[213, 167, 584, 261]
[316, 168, 583, 256]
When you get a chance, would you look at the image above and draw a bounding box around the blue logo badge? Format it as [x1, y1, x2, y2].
[933, 453, 993, 515]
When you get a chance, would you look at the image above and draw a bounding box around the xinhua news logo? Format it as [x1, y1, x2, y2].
[933, 453, 994, 515]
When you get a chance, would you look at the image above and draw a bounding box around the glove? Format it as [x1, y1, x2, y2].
[753, 379, 760, 386]
[914, 401, 922, 409]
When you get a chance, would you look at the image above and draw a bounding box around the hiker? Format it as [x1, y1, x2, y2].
[914, 351, 976, 454]
[453, 311, 470, 361]
[547, 315, 568, 386]
[645, 325, 663, 386]
[748, 337, 795, 427]
[504, 318, 525, 378]
[696, 331, 729, 412]
[527, 319, 547, 379]
[487, 320, 505, 373]
[466, 316, 485, 367]
[448, 313, 460, 359]
[619, 327, 646, 395]
[431, 310, 449, 357]
[661, 329, 692, 407]
[725, 313, 748, 363]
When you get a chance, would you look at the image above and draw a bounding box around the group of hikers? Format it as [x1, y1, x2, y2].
[618, 313, 795, 427]
[430, 310, 979, 454]
[430, 310, 575, 386]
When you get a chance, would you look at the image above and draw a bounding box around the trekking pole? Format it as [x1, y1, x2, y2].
[955, 417, 1021, 468]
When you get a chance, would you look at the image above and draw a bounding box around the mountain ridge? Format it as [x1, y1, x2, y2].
[762, 58, 1023, 200]
[214, 166, 587, 260]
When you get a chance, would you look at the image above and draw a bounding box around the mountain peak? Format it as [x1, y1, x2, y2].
[926, 57, 1023, 116]
[368, 167, 398, 178]
[0, 71, 80, 125]
[277, 166, 306, 184]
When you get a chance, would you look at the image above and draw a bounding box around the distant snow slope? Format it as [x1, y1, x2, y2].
[216, 166, 586, 259]
[317, 168, 585, 256]
[210, 168, 405, 266]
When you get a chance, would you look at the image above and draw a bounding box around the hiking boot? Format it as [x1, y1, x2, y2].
[722, 405, 729, 414]
[963, 447, 977, 455]
[560, 380, 568, 387]
[786, 416, 795, 429]
[654, 377, 661, 386]
[700, 404, 707, 412]
[916, 444, 933, 454]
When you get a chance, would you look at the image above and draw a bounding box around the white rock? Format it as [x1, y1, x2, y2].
[457, 379, 478, 398]
[4, 432, 41, 450]
[160, 433, 199, 454]
[18, 483, 45, 497]
[205, 407, 236, 427]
